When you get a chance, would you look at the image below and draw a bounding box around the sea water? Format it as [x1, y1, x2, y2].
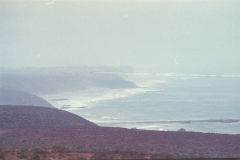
[43, 73, 240, 134]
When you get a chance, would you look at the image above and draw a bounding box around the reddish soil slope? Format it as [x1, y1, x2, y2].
[0, 105, 240, 158]
[0, 148, 156, 160]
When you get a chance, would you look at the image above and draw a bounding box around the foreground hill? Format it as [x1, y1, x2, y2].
[0, 148, 155, 160]
[0, 105, 240, 158]
[0, 87, 54, 108]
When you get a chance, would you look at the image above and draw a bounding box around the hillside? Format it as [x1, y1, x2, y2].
[0, 68, 137, 94]
[0, 148, 156, 160]
[0, 87, 54, 108]
[0, 105, 97, 128]
[0, 105, 240, 158]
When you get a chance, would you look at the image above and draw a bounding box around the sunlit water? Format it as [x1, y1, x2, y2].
[43, 73, 240, 134]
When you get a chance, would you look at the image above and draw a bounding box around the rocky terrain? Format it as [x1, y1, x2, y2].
[0, 148, 158, 160]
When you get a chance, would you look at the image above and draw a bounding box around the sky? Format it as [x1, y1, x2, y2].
[1, 0, 240, 73]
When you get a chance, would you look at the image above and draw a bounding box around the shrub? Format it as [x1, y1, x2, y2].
[18, 151, 28, 159]
[51, 146, 70, 153]
[0, 155, 5, 160]
[32, 148, 48, 155]
[30, 154, 40, 160]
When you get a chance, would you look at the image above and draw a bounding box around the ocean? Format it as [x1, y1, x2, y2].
[43, 73, 240, 134]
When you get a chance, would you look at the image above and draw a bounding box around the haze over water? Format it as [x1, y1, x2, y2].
[45, 72, 240, 134]
[1, 0, 240, 74]
[1, 0, 240, 134]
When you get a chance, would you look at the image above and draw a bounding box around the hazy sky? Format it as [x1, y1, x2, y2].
[1, 0, 240, 73]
